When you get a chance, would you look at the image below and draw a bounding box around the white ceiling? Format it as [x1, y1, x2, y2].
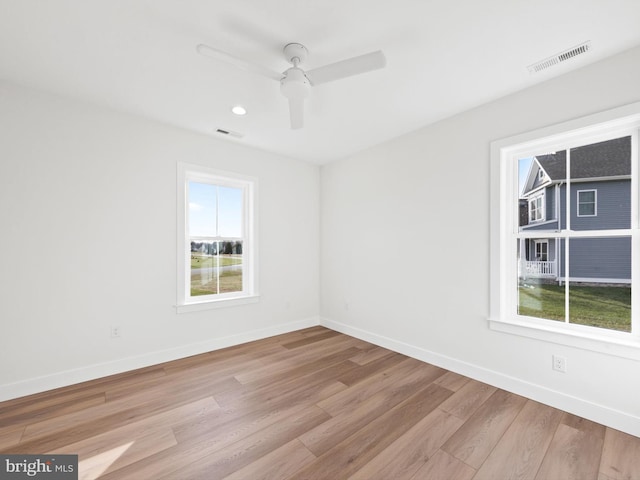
[1, 1, 640, 164]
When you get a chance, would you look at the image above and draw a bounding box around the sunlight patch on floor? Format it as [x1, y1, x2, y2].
[79, 441, 134, 480]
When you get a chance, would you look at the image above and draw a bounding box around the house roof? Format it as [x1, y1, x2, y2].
[536, 136, 631, 181]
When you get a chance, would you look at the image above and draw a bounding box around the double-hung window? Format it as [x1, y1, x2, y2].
[177, 163, 258, 312]
[529, 194, 545, 222]
[577, 190, 597, 217]
[534, 240, 548, 261]
[490, 102, 640, 358]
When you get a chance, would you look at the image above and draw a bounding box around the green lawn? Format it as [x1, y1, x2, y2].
[190, 253, 242, 269]
[518, 283, 631, 332]
[191, 270, 242, 296]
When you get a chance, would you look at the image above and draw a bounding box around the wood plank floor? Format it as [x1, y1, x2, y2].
[1, 327, 639, 479]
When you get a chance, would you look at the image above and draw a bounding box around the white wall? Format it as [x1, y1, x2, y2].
[0, 81, 320, 400]
[320, 45, 640, 437]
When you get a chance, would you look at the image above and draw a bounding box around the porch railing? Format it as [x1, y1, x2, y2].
[520, 260, 556, 277]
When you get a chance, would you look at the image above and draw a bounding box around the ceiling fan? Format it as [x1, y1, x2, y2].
[196, 42, 386, 129]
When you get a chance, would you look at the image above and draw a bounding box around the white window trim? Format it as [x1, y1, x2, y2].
[489, 101, 640, 360]
[577, 189, 597, 217]
[176, 162, 259, 313]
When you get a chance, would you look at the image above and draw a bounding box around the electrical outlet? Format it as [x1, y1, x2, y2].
[552, 355, 567, 373]
[110, 326, 121, 338]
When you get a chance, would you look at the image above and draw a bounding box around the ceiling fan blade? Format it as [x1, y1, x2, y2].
[306, 50, 386, 85]
[196, 44, 282, 81]
[288, 97, 304, 129]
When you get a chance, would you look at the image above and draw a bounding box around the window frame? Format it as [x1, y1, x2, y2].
[176, 162, 259, 313]
[489, 102, 640, 360]
[533, 239, 548, 261]
[577, 189, 597, 217]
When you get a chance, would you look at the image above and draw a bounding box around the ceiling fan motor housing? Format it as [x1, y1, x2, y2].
[280, 67, 310, 100]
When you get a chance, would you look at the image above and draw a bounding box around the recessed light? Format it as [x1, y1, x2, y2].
[231, 105, 247, 116]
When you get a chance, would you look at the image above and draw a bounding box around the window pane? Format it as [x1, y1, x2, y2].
[218, 186, 243, 237]
[190, 240, 219, 296]
[189, 240, 244, 296]
[568, 237, 631, 332]
[579, 190, 595, 203]
[189, 182, 217, 237]
[517, 238, 565, 322]
[219, 240, 243, 293]
[570, 137, 631, 230]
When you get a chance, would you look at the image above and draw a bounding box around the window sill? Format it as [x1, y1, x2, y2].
[489, 316, 640, 361]
[176, 295, 260, 314]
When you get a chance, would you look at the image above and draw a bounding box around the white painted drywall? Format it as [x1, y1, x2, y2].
[320, 46, 640, 436]
[0, 81, 320, 399]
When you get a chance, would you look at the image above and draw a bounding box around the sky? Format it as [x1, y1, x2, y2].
[518, 157, 533, 195]
[188, 182, 243, 238]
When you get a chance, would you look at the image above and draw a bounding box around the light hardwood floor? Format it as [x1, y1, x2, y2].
[1, 327, 639, 479]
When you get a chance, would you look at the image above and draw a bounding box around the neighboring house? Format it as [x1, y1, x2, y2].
[519, 136, 631, 284]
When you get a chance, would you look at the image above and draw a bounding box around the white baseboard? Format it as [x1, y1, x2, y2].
[0, 316, 320, 402]
[320, 316, 640, 438]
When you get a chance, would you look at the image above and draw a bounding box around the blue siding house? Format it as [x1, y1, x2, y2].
[519, 136, 631, 284]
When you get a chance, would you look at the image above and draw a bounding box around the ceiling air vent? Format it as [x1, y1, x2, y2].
[527, 41, 591, 74]
[215, 128, 244, 139]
